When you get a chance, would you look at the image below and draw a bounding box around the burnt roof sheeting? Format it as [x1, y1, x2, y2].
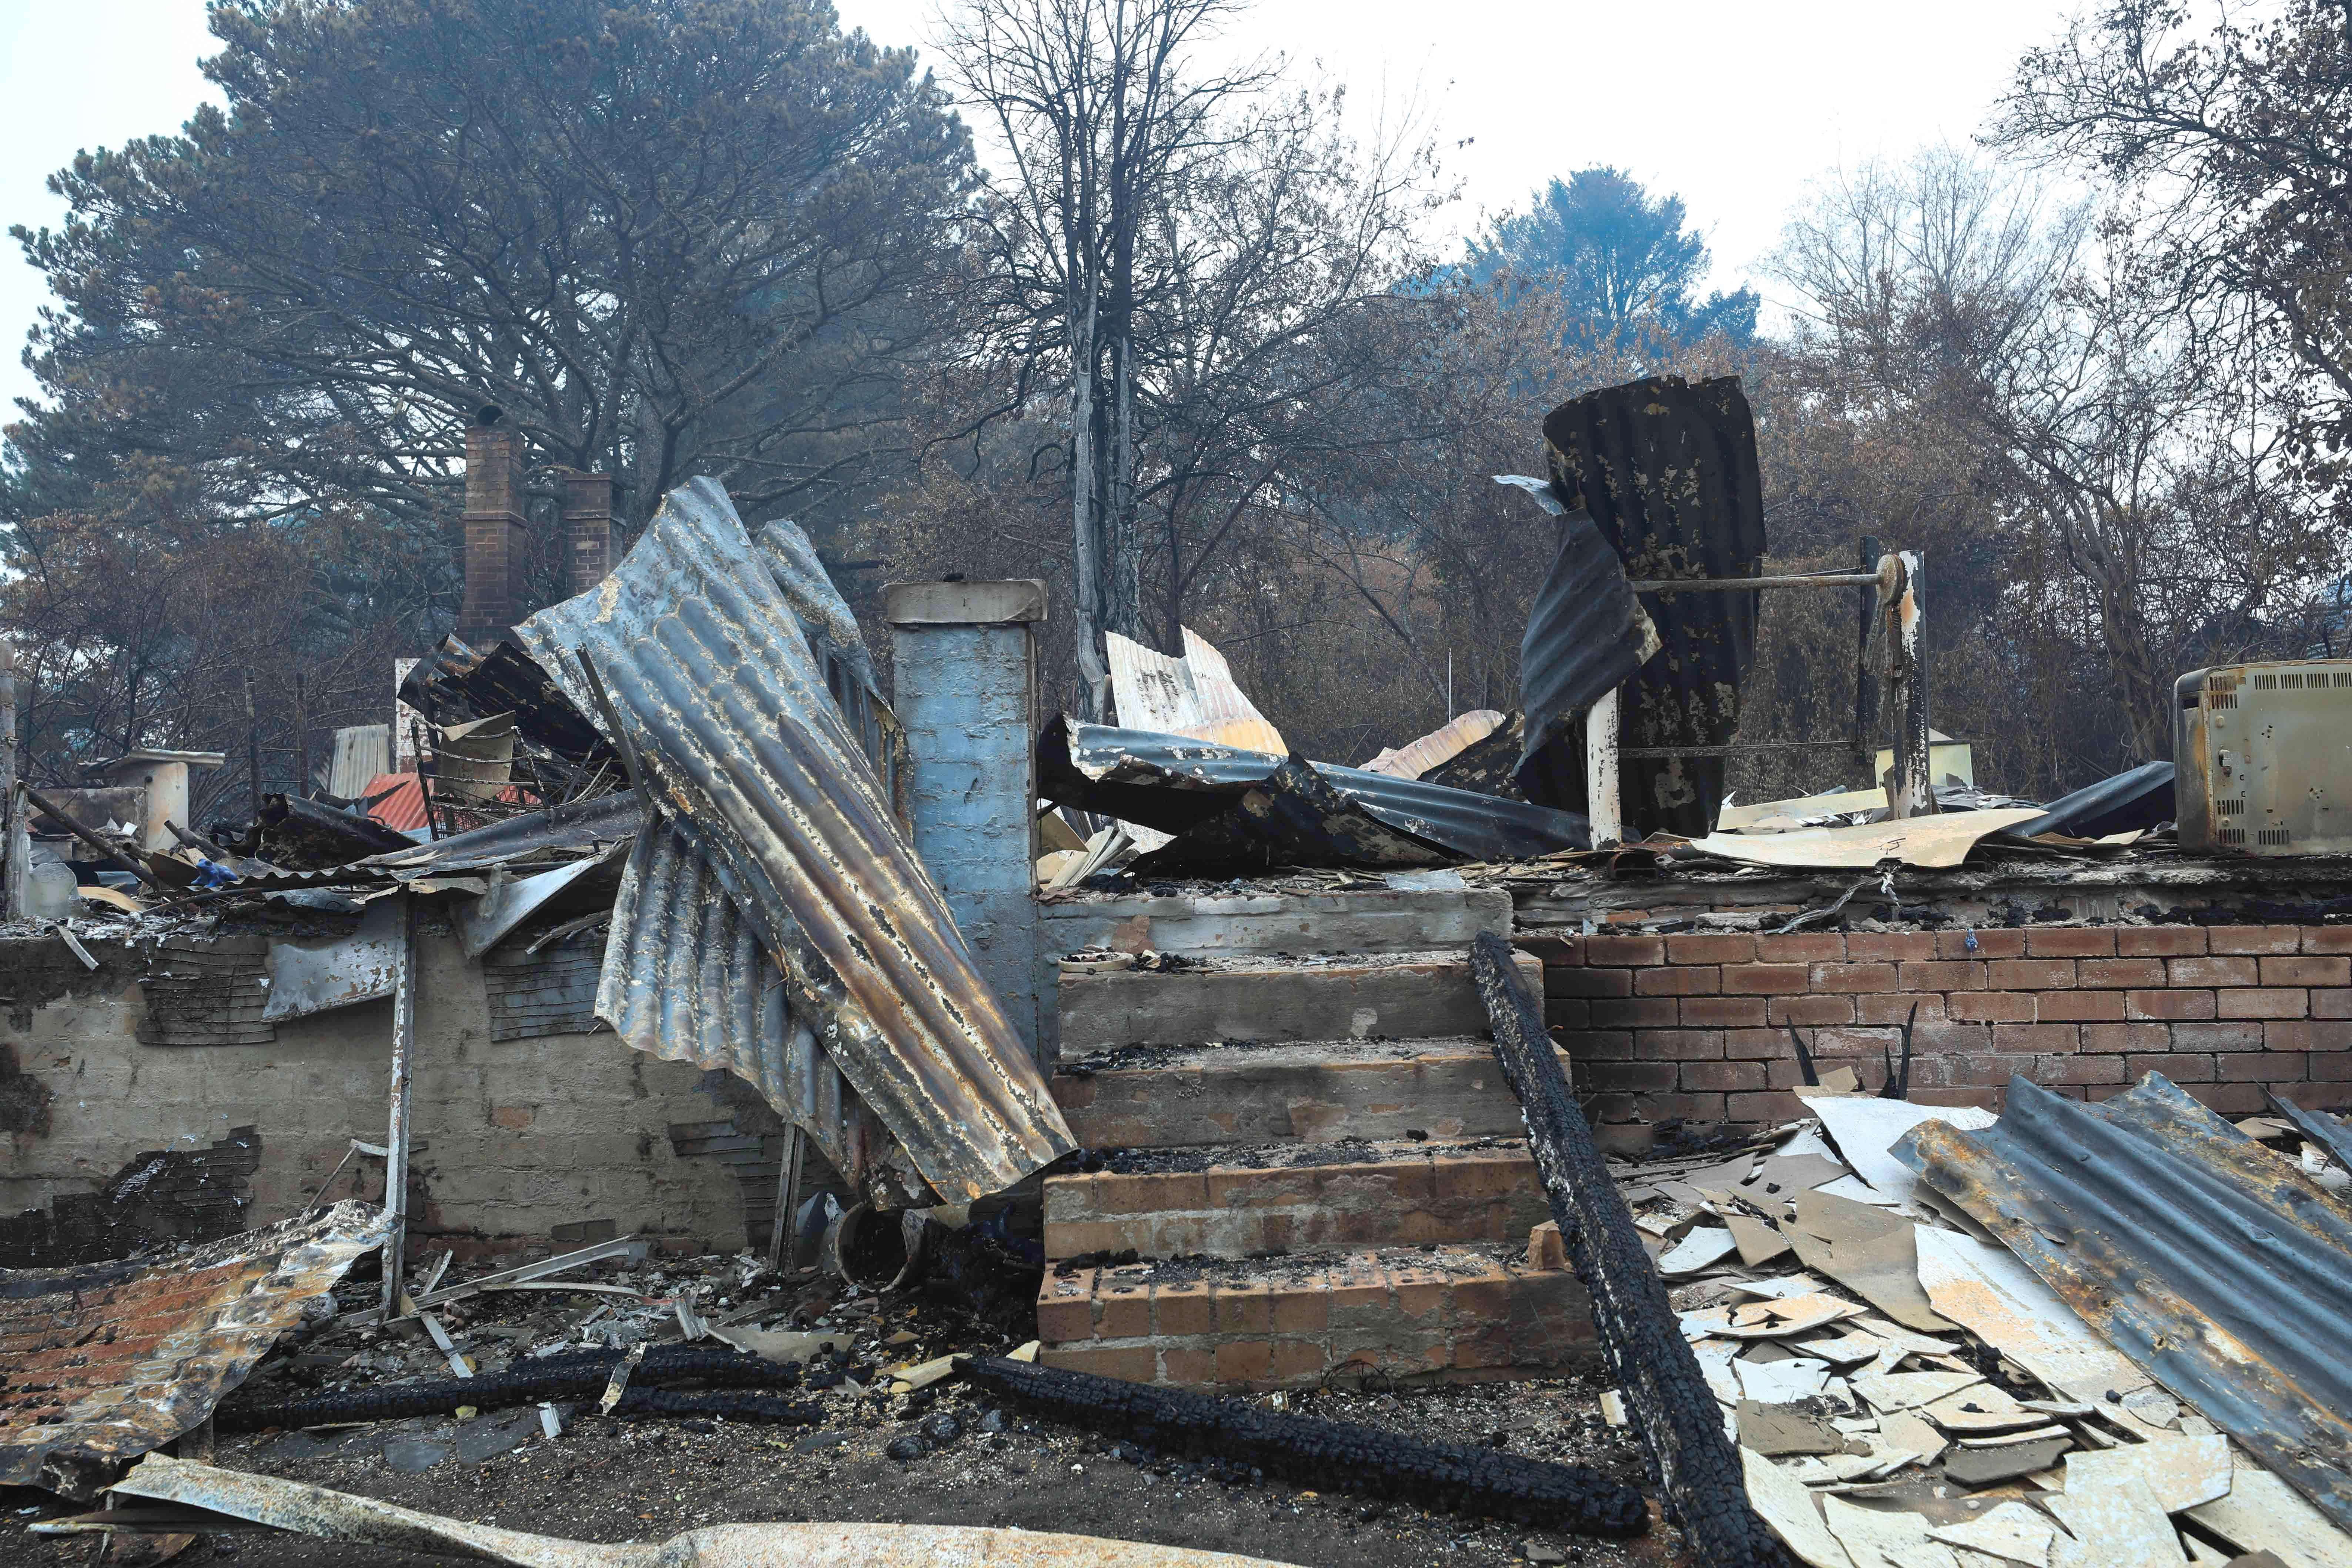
[0, 1201, 387, 1499]
[2270, 1090, 2352, 1175]
[402, 636, 612, 763]
[1517, 508, 1658, 774]
[514, 478, 1072, 1202]
[1897, 1073, 2352, 1531]
[1533, 375, 1767, 837]
[599, 818, 926, 1206]
[2007, 760, 2177, 840]
[1038, 719, 1589, 870]
[755, 519, 880, 704]
[254, 793, 418, 868]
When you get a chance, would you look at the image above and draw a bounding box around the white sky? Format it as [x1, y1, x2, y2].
[0, 0, 2086, 416]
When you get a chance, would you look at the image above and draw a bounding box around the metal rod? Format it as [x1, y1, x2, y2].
[1629, 571, 1884, 593]
[381, 894, 419, 1316]
[1618, 740, 1858, 759]
[1584, 687, 1622, 848]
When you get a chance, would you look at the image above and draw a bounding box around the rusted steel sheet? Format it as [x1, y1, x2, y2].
[1897, 1073, 2352, 1531]
[105, 1452, 1297, 1566]
[1038, 719, 1590, 870]
[515, 479, 1071, 1202]
[600, 818, 926, 1206]
[0, 1202, 387, 1498]
[1534, 375, 1766, 838]
[2272, 1090, 2352, 1175]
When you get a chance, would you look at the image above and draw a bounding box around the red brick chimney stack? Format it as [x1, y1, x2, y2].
[457, 409, 526, 647]
[561, 469, 615, 597]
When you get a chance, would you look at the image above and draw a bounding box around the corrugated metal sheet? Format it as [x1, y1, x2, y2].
[1038, 719, 1589, 870]
[359, 789, 643, 874]
[1532, 375, 1766, 837]
[598, 818, 923, 1204]
[1516, 503, 1660, 791]
[1106, 627, 1287, 755]
[0, 1201, 387, 1499]
[358, 773, 428, 834]
[2008, 760, 2176, 840]
[1897, 1073, 2352, 1532]
[401, 636, 612, 763]
[1360, 710, 1508, 780]
[514, 478, 1071, 1203]
[322, 726, 389, 800]
[2272, 1090, 2352, 1175]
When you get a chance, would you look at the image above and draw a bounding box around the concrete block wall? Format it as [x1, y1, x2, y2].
[1527, 924, 2352, 1127]
[0, 922, 746, 1259]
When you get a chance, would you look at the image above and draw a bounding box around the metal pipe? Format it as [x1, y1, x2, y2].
[1629, 571, 1883, 592]
[1618, 740, 1857, 759]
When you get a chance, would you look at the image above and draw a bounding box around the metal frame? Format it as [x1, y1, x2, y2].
[1585, 546, 1933, 844]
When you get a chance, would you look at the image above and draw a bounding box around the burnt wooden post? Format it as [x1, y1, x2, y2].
[381, 893, 419, 1314]
[1885, 551, 1933, 819]
[1470, 931, 1788, 1568]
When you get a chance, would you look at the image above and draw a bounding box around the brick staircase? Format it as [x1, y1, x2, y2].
[1034, 887, 1598, 1391]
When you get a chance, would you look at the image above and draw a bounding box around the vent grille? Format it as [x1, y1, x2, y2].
[2217, 827, 2247, 846]
[2216, 798, 2246, 816]
[2258, 827, 2293, 846]
[2206, 691, 2238, 709]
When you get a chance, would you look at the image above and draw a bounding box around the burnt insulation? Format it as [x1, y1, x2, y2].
[960, 1355, 1650, 1538]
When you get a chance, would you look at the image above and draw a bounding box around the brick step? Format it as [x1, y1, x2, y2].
[1043, 1138, 1548, 1260]
[1055, 948, 1540, 1055]
[1036, 1243, 1597, 1391]
[1051, 1036, 1558, 1149]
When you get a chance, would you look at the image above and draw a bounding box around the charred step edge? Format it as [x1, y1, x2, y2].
[1469, 932, 1791, 1568]
[960, 1354, 1649, 1538]
[215, 1345, 807, 1432]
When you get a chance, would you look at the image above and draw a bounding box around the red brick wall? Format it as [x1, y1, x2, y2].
[1524, 925, 2352, 1126]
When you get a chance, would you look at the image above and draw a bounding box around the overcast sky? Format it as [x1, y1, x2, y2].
[0, 0, 2086, 416]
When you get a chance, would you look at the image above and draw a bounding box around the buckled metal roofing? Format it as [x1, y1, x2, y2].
[0, 1201, 387, 1498]
[1897, 1073, 2352, 1532]
[514, 478, 1073, 1203]
[1038, 718, 1590, 870]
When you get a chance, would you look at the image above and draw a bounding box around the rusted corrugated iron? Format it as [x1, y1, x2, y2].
[0, 1200, 387, 1498]
[1038, 718, 1589, 870]
[1532, 375, 1766, 838]
[359, 788, 644, 874]
[600, 818, 926, 1206]
[514, 479, 1072, 1203]
[1897, 1073, 2352, 1532]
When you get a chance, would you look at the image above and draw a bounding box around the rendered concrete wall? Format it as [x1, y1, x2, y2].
[887, 582, 1043, 1058]
[0, 921, 746, 1258]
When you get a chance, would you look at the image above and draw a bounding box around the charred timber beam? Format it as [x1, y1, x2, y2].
[1469, 932, 1791, 1568]
[960, 1355, 1649, 1537]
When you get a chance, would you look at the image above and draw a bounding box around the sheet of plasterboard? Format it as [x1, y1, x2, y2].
[1814, 1098, 1998, 1209]
[2187, 1460, 2352, 1568]
[1911, 1226, 2157, 1413]
[1359, 710, 1505, 779]
[1689, 808, 2046, 870]
[1743, 1446, 1855, 1567]
[1105, 627, 1285, 755]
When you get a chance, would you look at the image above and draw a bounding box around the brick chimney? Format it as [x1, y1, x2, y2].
[457, 411, 526, 647]
[561, 469, 615, 596]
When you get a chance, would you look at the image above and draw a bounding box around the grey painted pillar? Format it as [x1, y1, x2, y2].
[885, 580, 1047, 1061]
